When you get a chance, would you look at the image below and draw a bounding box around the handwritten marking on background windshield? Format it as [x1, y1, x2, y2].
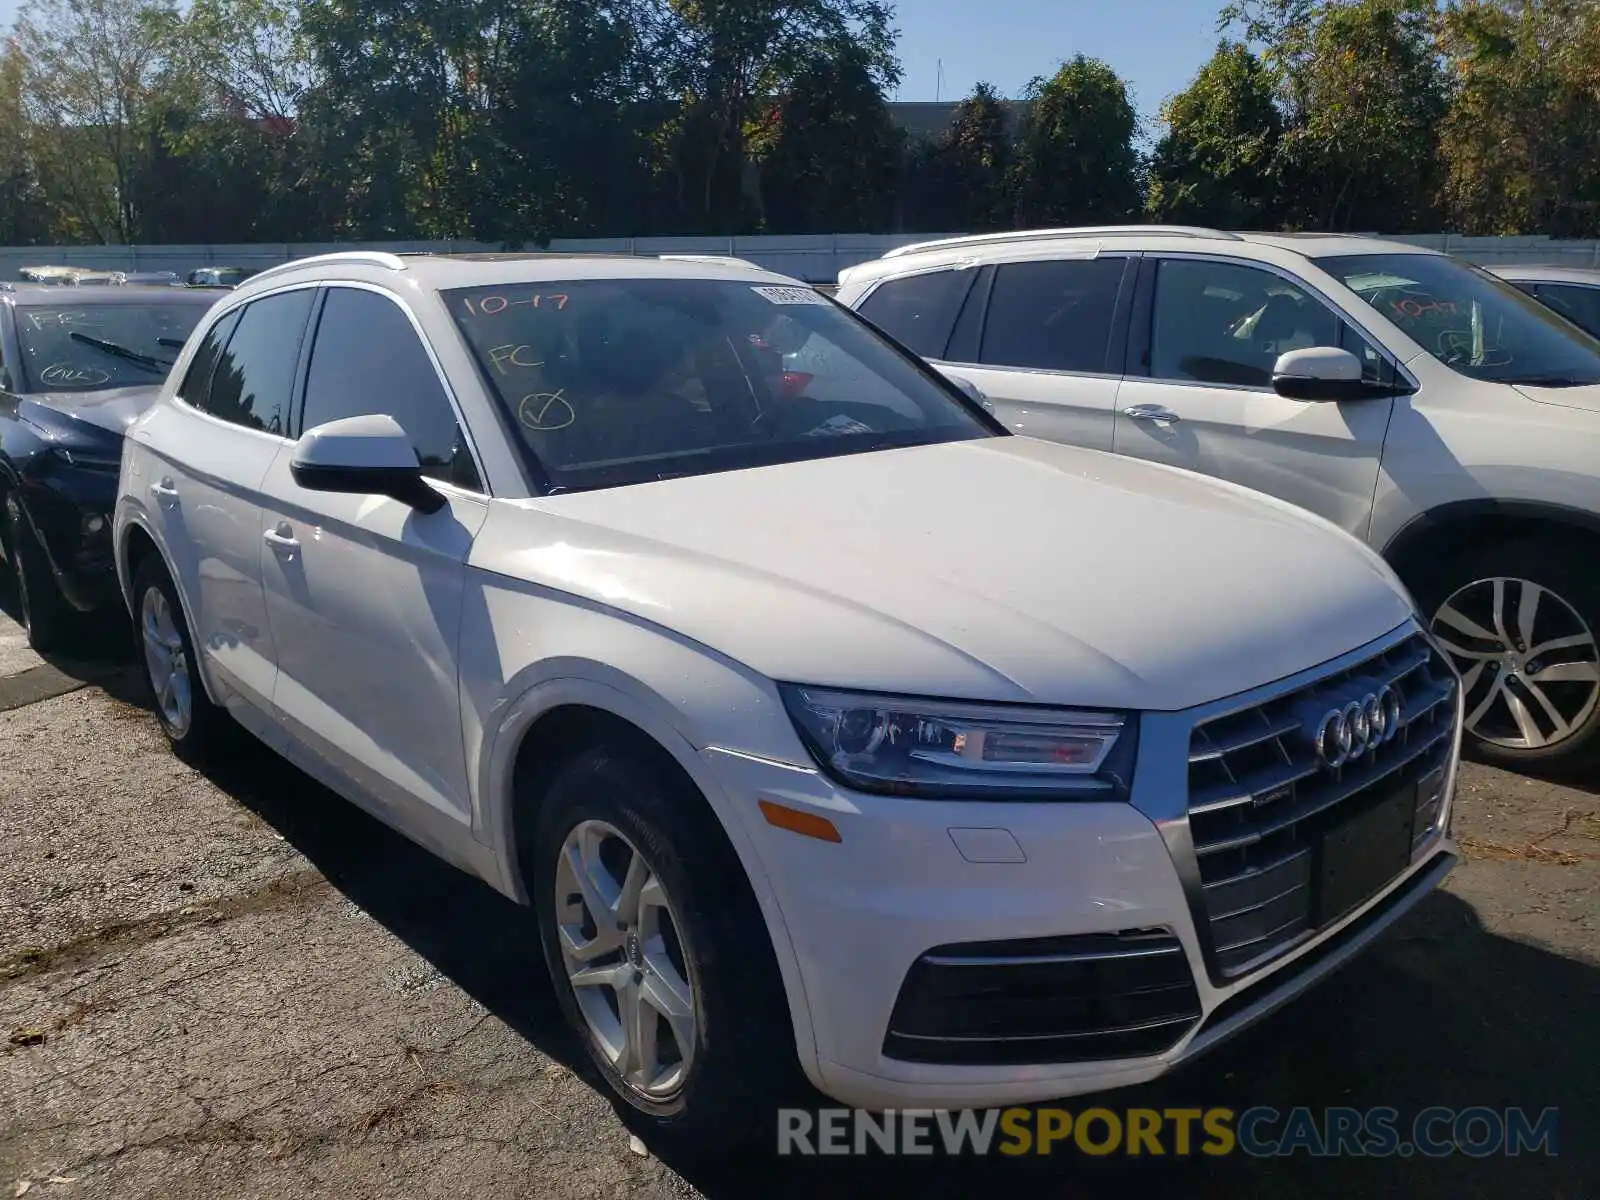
[462, 293, 570, 316]
[25, 311, 95, 331]
[517, 391, 576, 432]
[487, 344, 545, 375]
[40, 363, 110, 386]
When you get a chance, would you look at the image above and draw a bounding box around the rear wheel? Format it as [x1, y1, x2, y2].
[132, 553, 231, 759]
[1418, 540, 1600, 773]
[4, 492, 71, 653]
[531, 740, 804, 1143]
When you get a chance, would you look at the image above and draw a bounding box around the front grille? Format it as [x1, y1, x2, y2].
[882, 929, 1201, 1066]
[1186, 631, 1456, 978]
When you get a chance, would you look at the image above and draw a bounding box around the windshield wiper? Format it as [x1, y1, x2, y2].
[156, 336, 188, 349]
[68, 331, 173, 373]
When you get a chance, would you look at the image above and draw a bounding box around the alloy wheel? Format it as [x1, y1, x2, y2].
[1430, 576, 1600, 751]
[553, 819, 697, 1101]
[140, 585, 192, 737]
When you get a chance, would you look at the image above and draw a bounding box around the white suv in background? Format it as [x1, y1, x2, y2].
[839, 227, 1600, 774]
[115, 250, 1459, 1133]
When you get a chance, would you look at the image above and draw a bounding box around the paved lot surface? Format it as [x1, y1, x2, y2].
[1, 597, 1596, 1198]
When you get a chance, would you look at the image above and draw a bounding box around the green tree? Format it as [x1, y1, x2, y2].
[1147, 41, 1283, 227]
[0, 40, 51, 244]
[757, 44, 902, 233]
[1008, 55, 1140, 226]
[1279, 0, 1446, 231]
[1439, 0, 1600, 236]
[15, 0, 182, 243]
[656, 0, 898, 233]
[898, 83, 1015, 233]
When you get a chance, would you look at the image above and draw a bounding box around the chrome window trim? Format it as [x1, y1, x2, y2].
[1144, 251, 1422, 394]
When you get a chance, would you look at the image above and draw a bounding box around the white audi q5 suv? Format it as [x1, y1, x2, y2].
[114, 250, 1461, 1136]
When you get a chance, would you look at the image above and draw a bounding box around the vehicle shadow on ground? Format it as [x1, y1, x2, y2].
[139, 689, 1596, 1199]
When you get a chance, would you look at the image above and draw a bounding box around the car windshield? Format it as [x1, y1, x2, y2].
[1317, 253, 1600, 386]
[15, 302, 210, 392]
[445, 277, 996, 491]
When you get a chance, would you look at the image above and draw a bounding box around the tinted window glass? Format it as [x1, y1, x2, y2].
[1318, 253, 1600, 385]
[855, 270, 974, 358]
[177, 309, 240, 409]
[446, 278, 993, 492]
[1152, 259, 1340, 387]
[205, 290, 314, 434]
[979, 258, 1125, 372]
[14, 300, 213, 392]
[1535, 284, 1600, 339]
[301, 288, 481, 489]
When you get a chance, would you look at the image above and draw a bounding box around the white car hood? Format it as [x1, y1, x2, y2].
[1512, 382, 1600, 415]
[478, 437, 1414, 711]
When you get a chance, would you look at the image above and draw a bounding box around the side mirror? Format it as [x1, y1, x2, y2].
[946, 373, 994, 414]
[290, 413, 445, 514]
[1271, 347, 1373, 402]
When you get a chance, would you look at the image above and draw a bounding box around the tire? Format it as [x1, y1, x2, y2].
[131, 553, 231, 760]
[1414, 538, 1600, 774]
[4, 492, 72, 654]
[531, 740, 804, 1144]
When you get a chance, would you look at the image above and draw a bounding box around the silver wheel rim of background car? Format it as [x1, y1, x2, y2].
[554, 819, 697, 1100]
[1431, 576, 1600, 751]
[140, 586, 192, 738]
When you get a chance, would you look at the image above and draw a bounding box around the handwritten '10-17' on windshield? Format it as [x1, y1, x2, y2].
[462, 293, 569, 316]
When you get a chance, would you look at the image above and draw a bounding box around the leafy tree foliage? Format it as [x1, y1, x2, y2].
[1009, 56, 1141, 226]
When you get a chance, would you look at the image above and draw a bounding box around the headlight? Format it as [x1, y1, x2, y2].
[778, 685, 1135, 799]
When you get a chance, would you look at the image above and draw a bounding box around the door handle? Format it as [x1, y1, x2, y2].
[263, 525, 299, 552]
[1122, 403, 1181, 425]
[148, 479, 179, 501]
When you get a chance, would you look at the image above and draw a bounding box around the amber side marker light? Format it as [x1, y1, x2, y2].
[759, 800, 842, 843]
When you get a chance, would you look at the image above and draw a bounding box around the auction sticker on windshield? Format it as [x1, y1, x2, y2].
[752, 286, 829, 305]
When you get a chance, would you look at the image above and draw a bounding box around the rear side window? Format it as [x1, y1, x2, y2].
[855, 270, 975, 358]
[299, 287, 481, 490]
[1534, 284, 1600, 339]
[177, 310, 240, 410]
[979, 258, 1126, 373]
[203, 290, 315, 434]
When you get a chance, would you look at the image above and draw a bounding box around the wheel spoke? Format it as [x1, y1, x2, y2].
[1501, 685, 1545, 747]
[568, 961, 630, 990]
[1434, 635, 1500, 663]
[564, 837, 620, 932]
[640, 966, 695, 1064]
[1435, 601, 1501, 646]
[1529, 660, 1600, 684]
[615, 852, 650, 928]
[1458, 661, 1486, 697]
[1527, 632, 1596, 658]
[1465, 676, 1507, 731]
[559, 920, 622, 964]
[617, 974, 658, 1087]
[1516, 581, 1543, 650]
[1519, 679, 1573, 742]
[1490, 579, 1511, 643]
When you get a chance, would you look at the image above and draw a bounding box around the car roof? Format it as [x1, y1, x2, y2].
[1487, 263, 1600, 285]
[230, 250, 800, 294]
[840, 226, 1442, 288]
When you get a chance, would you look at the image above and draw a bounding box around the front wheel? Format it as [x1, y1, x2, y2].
[4, 492, 72, 653]
[1419, 540, 1600, 774]
[532, 741, 803, 1142]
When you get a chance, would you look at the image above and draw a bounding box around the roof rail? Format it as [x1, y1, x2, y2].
[657, 253, 760, 269]
[247, 250, 408, 284]
[883, 225, 1242, 259]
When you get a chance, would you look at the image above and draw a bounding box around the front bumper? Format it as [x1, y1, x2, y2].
[708, 622, 1462, 1110]
[14, 466, 121, 613]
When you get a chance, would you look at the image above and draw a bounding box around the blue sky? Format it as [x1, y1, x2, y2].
[893, 0, 1223, 116]
[0, 0, 1223, 120]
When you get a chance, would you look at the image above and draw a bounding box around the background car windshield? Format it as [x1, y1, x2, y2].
[16, 302, 208, 391]
[1318, 253, 1600, 385]
[445, 277, 994, 490]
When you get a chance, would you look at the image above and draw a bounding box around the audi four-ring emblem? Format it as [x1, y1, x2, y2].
[1314, 686, 1402, 768]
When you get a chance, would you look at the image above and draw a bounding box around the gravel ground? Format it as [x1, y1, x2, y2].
[1, 600, 1596, 1198]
